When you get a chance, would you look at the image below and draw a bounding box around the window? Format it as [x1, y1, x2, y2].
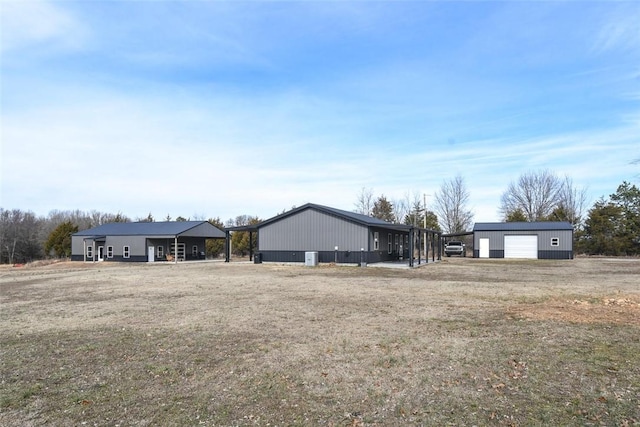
[107, 246, 113, 258]
[374, 232, 379, 251]
[395, 234, 399, 253]
[86, 246, 93, 258]
[551, 237, 559, 247]
[388, 233, 392, 254]
[123, 246, 130, 258]
[192, 245, 198, 257]
[157, 246, 164, 258]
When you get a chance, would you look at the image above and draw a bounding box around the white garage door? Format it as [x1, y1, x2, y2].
[504, 235, 538, 259]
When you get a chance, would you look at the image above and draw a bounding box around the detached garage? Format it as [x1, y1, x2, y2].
[473, 222, 573, 259]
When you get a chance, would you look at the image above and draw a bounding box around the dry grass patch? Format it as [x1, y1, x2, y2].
[1, 258, 639, 426]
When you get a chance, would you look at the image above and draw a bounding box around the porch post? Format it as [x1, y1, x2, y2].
[174, 236, 178, 263]
[249, 232, 253, 262]
[225, 231, 230, 262]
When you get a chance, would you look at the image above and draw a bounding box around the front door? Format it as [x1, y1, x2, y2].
[148, 246, 155, 263]
[98, 246, 104, 261]
[479, 238, 489, 258]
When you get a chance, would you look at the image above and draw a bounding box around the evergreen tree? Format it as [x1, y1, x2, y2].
[505, 209, 528, 222]
[230, 216, 260, 256]
[579, 182, 640, 255]
[206, 217, 226, 258]
[581, 199, 625, 255]
[372, 195, 395, 222]
[44, 221, 78, 258]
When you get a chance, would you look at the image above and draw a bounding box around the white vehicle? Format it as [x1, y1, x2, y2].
[444, 241, 466, 257]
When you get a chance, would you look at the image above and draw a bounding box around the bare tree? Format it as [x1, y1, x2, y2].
[553, 176, 588, 226]
[500, 169, 562, 221]
[354, 187, 374, 216]
[433, 175, 474, 234]
[0, 209, 43, 263]
[392, 192, 411, 224]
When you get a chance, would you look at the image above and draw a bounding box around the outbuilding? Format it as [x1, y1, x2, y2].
[472, 222, 573, 259]
[226, 203, 440, 266]
[71, 221, 225, 262]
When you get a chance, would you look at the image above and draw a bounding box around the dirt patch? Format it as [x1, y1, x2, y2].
[508, 295, 640, 326]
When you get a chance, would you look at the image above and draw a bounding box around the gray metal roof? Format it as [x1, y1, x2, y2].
[73, 221, 225, 238]
[262, 203, 408, 229]
[227, 203, 413, 232]
[473, 222, 573, 232]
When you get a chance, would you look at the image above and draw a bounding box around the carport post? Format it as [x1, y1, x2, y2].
[224, 231, 230, 262]
[409, 229, 414, 268]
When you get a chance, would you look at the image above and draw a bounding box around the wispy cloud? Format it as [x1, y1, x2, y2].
[1, 0, 85, 54]
[591, 3, 640, 55]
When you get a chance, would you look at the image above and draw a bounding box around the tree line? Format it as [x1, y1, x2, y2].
[1, 169, 638, 263]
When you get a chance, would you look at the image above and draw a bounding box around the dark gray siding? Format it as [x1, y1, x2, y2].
[260, 250, 368, 264]
[259, 209, 368, 252]
[181, 222, 225, 238]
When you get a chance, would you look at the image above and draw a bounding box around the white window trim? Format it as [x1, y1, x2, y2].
[374, 232, 379, 251]
[551, 237, 560, 247]
[192, 245, 198, 256]
[123, 246, 130, 258]
[87, 246, 93, 257]
[157, 246, 164, 258]
[388, 233, 392, 254]
[107, 246, 113, 258]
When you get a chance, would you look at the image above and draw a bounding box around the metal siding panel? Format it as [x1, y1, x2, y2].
[259, 209, 368, 251]
[490, 250, 504, 258]
[107, 236, 146, 258]
[474, 231, 504, 251]
[71, 236, 84, 257]
[539, 250, 573, 259]
[537, 229, 573, 252]
[259, 250, 383, 264]
[180, 222, 225, 238]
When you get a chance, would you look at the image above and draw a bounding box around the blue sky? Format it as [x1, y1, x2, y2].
[1, 1, 639, 224]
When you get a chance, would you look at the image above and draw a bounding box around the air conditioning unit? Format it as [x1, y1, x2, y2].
[305, 251, 318, 266]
